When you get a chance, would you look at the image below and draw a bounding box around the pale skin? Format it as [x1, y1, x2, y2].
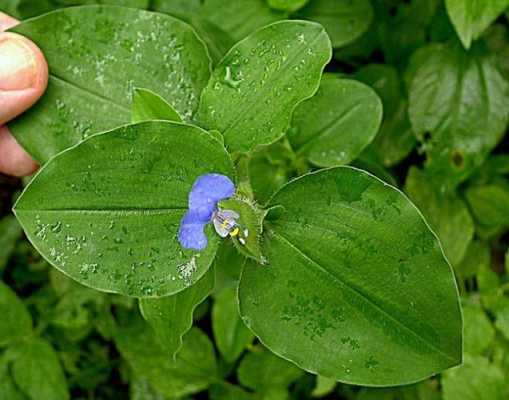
[0, 12, 48, 177]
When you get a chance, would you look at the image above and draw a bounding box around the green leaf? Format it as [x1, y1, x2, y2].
[212, 287, 254, 363]
[296, 0, 374, 48]
[462, 299, 495, 355]
[408, 40, 509, 191]
[201, 0, 285, 41]
[494, 298, 509, 341]
[237, 347, 304, 392]
[289, 75, 383, 167]
[139, 267, 215, 359]
[10, 338, 69, 400]
[196, 20, 332, 154]
[0, 216, 22, 274]
[115, 313, 218, 398]
[445, 0, 509, 49]
[267, 0, 309, 12]
[355, 64, 415, 167]
[131, 88, 182, 123]
[0, 281, 32, 347]
[404, 167, 474, 267]
[14, 121, 234, 298]
[9, 6, 211, 162]
[239, 167, 462, 386]
[442, 355, 507, 400]
[152, 0, 202, 15]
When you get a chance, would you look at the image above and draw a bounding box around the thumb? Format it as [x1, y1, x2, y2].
[0, 13, 48, 177]
[0, 31, 48, 125]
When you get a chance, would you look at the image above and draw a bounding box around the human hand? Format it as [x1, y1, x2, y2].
[0, 12, 48, 177]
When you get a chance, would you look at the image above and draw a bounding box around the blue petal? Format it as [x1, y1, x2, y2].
[189, 173, 235, 220]
[178, 210, 208, 250]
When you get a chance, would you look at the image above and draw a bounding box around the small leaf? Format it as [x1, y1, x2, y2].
[289, 75, 383, 167]
[408, 40, 509, 191]
[139, 266, 215, 359]
[131, 88, 182, 123]
[297, 0, 374, 48]
[212, 287, 254, 363]
[404, 167, 474, 267]
[9, 338, 69, 400]
[115, 313, 217, 398]
[239, 167, 462, 386]
[201, 0, 285, 41]
[14, 121, 234, 298]
[197, 20, 332, 154]
[445, 0, 509, 49]
[210, 382, 256, 400]
[9, 6, 211, 162]
[237, 347, 304, 392]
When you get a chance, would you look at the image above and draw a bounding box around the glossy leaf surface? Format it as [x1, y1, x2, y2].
[239, 167, 462, 385]
[9, 6, 211, 162]
[408, 40, 509, 191]
[197, 20, 331, 154]
[131, 88, 182, 123]
[14, 121, 234, 297]
[289, 75, 382, 167]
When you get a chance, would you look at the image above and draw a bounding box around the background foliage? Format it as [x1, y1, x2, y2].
[0, 0, 509, 399]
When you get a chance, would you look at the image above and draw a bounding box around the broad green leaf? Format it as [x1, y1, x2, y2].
[237, 347, 304, 392]
[212, 287, 254, 363]
[297, 0, 374, 48]
[115, 313, 218, 398]
[408, 40, 509, 191]
[267, 0, 309, 12]
[0, 216, 22, 274]
[130, 378, 168, 400]
[445, 0, 509, 49]
[239, 167, 462, 386]
[139, 267, 215, 359]
[213, 241, 245, 294]
[355, 64, 415, 167]
[404, 167, 474, 267]
[14, 121, 234, 298]
[0, 281, 32, 347]
[196, 20, 332, 154]
[289, 75, 383, 167]
[9, 6, 211, 162]
[201, 0, 285, 41]
[131, 88, 182, 123]
[0, 368, 25, 400]
[10, 338, 69, 400]
[462, 300, 495, 355]
[442, 355, 507, 400]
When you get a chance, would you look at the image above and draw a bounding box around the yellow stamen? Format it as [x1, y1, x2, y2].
[230, 227, 240, 237]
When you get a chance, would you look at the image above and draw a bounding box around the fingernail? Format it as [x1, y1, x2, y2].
[0, 36, 36, 91]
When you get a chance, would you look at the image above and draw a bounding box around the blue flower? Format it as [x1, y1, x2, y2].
[178, 173, 236, 250]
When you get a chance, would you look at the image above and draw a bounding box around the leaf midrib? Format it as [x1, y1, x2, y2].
[271, 229, 458, 365]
